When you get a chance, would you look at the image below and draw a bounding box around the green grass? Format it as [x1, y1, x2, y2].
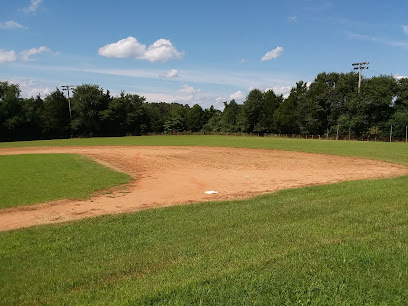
[1, 135, 407, 165]
[1, 135, 408, 304]
[1, 176, 408, 304]
[0, 154, 131, 209]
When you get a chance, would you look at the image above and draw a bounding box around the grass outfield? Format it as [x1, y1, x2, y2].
[1, 136, 408, 304]
[0, 135, 407, 165]
[1, 177, 407, 304]
[0, 154, 131, 209]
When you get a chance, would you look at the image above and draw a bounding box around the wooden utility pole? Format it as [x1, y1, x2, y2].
[61, 85, 75, 138]
[390, 125, 393, 143]
[352, 62, 369, 93]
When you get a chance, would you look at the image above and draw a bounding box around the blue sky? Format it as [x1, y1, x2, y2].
[1, 0, 408, 109]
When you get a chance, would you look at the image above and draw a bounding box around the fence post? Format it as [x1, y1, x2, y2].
[336, 125, 339, 140]
[406, 126, 407, 143]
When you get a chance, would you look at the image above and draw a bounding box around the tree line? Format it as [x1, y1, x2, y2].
[1, 72, 408, 142]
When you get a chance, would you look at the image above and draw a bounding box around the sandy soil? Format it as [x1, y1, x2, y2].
[1, 145, 407, 232]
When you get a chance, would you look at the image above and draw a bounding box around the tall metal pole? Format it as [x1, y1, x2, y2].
[352, 62, 369, 93]
[61, 85, 75, 138]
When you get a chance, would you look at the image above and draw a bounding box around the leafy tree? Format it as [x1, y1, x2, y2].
[274, 81, 307, 134]
[202, 111, 222, 132]
[219, 100, 241, 132]
[71, 84, 111, 137]
[163, 103, 190, 133]
[396, 77, 408, 106]
[144, 102, 171, 133]
[0, 82, 25, 141]
[100, 92, 148, 136]
[327, 72, 358, 128]
[256, 90, 282, 133]
[239, 89, 283, 134]
[341, 93, 369, 138]
[22, 95, 44, 140]
[360, 75, 397, 132]
[186, 104, 205, 132]
[123, 94, 148, 135]
[390, 78, 408, 137]
[300, 73, 336, 135]
[1, 74, 407, 141]
[42, 89, 70, 139]
[241, 89, 264, 133]
[164, 115, 184, 133]
[163, 103, 188, 132]
[99, 93, 127, 136]
[203, 105, 220, 128]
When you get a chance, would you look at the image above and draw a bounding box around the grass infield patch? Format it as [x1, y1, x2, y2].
[0, 154, 131, 209]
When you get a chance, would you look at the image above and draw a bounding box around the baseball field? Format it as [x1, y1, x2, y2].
[1, 135, 408, 304]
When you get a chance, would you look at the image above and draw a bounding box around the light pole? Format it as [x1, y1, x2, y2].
[352, 62, 369, 93]
[61, 85, 75, 138]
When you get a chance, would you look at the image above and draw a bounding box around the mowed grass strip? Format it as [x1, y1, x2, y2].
[0, 154, 131, 209]
[1, 176, 408, 304]
[1, 135, 408, 165]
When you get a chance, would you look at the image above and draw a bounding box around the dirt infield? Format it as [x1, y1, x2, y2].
[1, 146, 407, 231]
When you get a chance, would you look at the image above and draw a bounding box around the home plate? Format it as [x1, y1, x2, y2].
[204, 191, 219, 194]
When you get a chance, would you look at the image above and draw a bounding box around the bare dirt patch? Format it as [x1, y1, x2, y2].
[1, 146, 407, 231]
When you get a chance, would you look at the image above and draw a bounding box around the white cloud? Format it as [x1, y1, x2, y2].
[98, 36, 182, 63]
[141, 91, 226, 109]
[26, 85, 51, 98]
[0, 49, 17, 64]
[18, 63, 302, 96]
[20, 46, 51, 61]
[139, 92, 176, 103]
[288, 16, 298, 23]
[179, 84, 200, 94]
[159, 69, 179, 78]
[23, 0, 43, 14]
[261, 46, 284, 61]
[240, 58, 248, 64]
[8, 78, 52, 98]
[403, 25, 408, 35]
[230, 90, 245, 101]
[276, 86, 292, 95]
[141, 85, 226, 109]
[9, 63, 305, 108]
[264, 86, 292, 97]
[394, 74, 408, 80]
[141, 85, 201, 105]
[176, 85, 203, 106]
[77, 67, 159, 79]
[98, 37, 145, 59]
[0, 20, 25, 30]
[347, 31, 408, 49]
[145, 39, 183, 62]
